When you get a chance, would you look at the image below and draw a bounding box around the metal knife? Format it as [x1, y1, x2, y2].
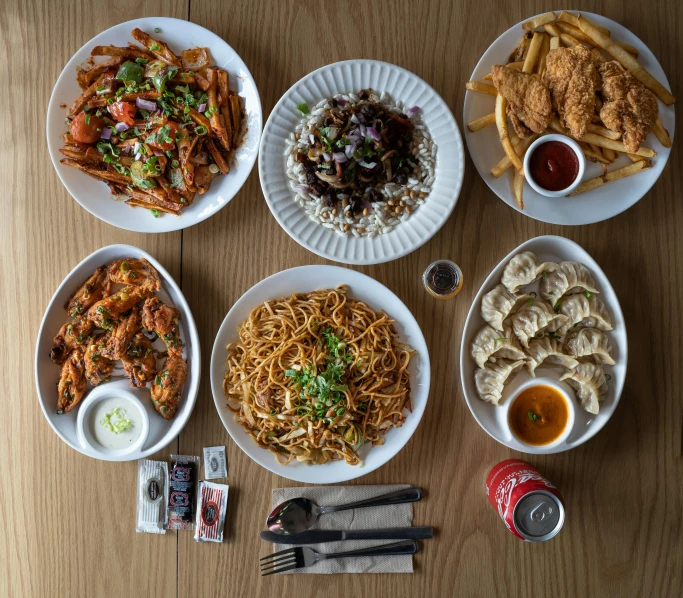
[260, 526, 433, 544]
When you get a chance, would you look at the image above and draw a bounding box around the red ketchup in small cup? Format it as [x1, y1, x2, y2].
[528, 141, 579, 192]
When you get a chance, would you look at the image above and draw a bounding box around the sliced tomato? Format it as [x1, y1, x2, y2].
[147, 122, 179, 151]
[70, 112, 105, 144]
[108, 101, 137, 126]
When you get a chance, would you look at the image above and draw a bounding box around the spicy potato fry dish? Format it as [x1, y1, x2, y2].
[60, 28, 243, 216]
[466, 11, 674, 208]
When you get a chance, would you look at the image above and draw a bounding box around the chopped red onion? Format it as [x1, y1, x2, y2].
[337, 98, 347, 107]
[322, 152, 331, 161]
[358, 160, 377, 169]
[350, 114, 359, 124]
[133, 141, 141, 154]
[332, 152, 348, 163]
[344, 144, 354, 159]
[407, 105, 421, 116]
[197, 103, 206, 113]
[366, 126, 381, 142]
[123, 143, 131, 153]
[114, 122, 129, 133]
[357, 113, 366, 124]
[136, 97, 157, 111]
[293, 184, 308, 194]
[359, 124, 367, 138]
[100, 127, 112, 140]
[309, 133, 315, 145]
[134, 152, 142, 161]
[327, 126, 339, 140]
[153, 149, 163, 156]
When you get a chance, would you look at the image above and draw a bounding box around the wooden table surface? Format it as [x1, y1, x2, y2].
[1, 0, 681, 596]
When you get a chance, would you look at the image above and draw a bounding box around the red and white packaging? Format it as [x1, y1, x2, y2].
[194, 481, 228, 543]
[485, 459, 565, 542]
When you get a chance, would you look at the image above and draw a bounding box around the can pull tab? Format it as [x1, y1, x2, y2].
[530, 502, 553, 522]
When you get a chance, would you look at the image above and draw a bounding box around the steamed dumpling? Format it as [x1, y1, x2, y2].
[471, 324, 527, 369]
[540, 261, 599, 301]
[558, 294, 613, 331]
[564, 327, 615, 365]
[526, 336, 579, 377]
[474, 359, 525, 405]
[560, 363, 608, 414]
[511, 299, 570, 348]
[481, 284, 532, 331]
[502, 252, 557, 293]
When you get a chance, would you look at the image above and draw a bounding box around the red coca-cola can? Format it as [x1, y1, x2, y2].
[485, 459, 565, 542]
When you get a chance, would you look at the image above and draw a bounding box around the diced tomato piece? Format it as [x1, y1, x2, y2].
[148, 121, 179, 151]
[108, 101, 137, 126]
[70, 112, 105, 144]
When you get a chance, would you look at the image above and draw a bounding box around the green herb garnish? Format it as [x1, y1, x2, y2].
[528, 411, 540, 421]
[296, 102, 310, 115]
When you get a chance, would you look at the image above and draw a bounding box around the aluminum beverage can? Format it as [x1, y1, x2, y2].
[485, 459, 565, 541]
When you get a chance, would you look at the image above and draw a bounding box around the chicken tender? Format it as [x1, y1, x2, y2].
[142, 297, 182, 350]
[57, 348, 87, 414]
[151, 349, 186, 419]
[50, 315, 93, 365]
[101, 306, 142, 360]
[599, 61, 658, 153]
[491, 65, 553, 138]
[84, 338, 115, 386]
[543, 45, 600, 139]
[108, 258, 161, 290]
[121, 332, 156, 388]
[65, 265, 111, 317]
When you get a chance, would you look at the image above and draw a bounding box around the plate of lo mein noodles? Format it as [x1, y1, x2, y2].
[210, 265, 430, 483]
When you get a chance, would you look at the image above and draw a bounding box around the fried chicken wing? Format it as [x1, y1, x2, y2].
[108, 258, 161, 290]
[121, 332, 157, 388]
[50, 315, 94, 364]
[543, 45, 600, 139]
[88, 283, 154, 330]
[84, 338, 115, 386]
[599, 61, 658, 153]
[491, 65, 553, 137]
[100, 306, 142, 360]
[57, 348, 87, 414]
[151, 349, 186, 419]
[142, 297, 182, 349]
[65, 265, 112, 317]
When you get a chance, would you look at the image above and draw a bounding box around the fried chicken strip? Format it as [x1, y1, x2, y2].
[65, 265, 112, 317]
[121, 333, 157, 388]
[101, 306, 142, 360]
[543, 45, 600, 139]
[57, 348, 87, 414]
[151, 349, 186, 419]
[142, 297, 182, 350]
[88, 282, 156, 330]
[84, 338, 115, 386]
[50, 316, 94, 365]
[599, 61, 658, 153]
[108, 258, 161, 289]
[491, 65, 553, 138]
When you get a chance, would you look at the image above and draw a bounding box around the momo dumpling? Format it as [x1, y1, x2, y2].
[540, 261, 599, 301]
[471, 324, 526, 369]
[558, 294, 613, 331]
[481, 284, 532, 331]
[525, 336, 579, 377]
[502, 251, 557, 293]
[564, 327, 615, 365]
[511, 299, 570, 348]
[560, 363, 608, 414]
[474, 359, 525, 405]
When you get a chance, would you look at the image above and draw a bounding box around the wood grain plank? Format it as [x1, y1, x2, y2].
[0, 1, 186, 596]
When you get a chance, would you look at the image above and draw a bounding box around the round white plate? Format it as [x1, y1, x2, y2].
[210, 265, 431, 483]
[46, 17, 262, 233]
[35, 244, 201, 461]
[259, 60, 464, 264]
[460, 235, 627, 453]
[464, 11, 675, 225]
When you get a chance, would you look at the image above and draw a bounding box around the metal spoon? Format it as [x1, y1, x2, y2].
[266, 488, 423, 534]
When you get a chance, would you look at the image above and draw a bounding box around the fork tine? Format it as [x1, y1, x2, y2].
[261, 562, 302, 576]
[260, 547, 297, 562]
[260, 557, 297, 573]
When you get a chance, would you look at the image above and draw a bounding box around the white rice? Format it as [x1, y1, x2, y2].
[285, 91, 437, 237]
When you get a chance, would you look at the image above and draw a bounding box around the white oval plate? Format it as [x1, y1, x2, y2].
[259, 60, 464, 264]
[464, 11, 675, 225]
[46, 17, 262, 233]
[210, 265, 431, 483]
[35, 245, 201, 461]
[459, 235, 627, 453]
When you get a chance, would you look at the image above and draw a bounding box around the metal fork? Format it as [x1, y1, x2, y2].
[260, 539, 418, 575]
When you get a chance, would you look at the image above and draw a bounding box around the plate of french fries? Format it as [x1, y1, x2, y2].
[463, 11, 674, 225]
[46, 17, 262, 233]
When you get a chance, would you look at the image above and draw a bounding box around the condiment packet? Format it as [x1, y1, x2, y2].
[167, 454, 200, 531]
[194, 481, 229, 543]
[136, 459, 169, 534]
[203, 446, 228, 479]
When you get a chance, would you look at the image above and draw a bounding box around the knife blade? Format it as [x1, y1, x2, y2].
[260, 526, 433, 544]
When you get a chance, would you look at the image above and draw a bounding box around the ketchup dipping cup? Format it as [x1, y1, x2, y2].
[523, 134, 585, 198]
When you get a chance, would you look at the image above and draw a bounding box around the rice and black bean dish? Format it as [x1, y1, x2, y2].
[285, 89, 437, 237]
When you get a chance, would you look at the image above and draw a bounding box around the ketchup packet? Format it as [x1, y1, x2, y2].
[194, 481, 229, 543]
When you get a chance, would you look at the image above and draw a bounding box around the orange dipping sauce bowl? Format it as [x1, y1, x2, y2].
[507, 379, 575, 448]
